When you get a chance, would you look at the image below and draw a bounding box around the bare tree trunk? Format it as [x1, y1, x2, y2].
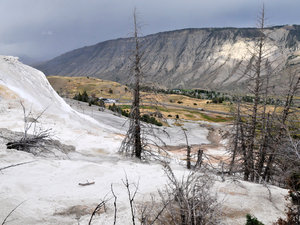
[255, 60, 272, 182]
[195, 149, 203, 169]
[187, 146, 191, 170]
[229, 99, 241, 175]
[248, 13, 264, 181]
[132, 9, 142, 159]
[182, 128, 191, 169]
[255, 113, 270, 182]
[119, 9, 143, 159]
[243, 6, 266, 181]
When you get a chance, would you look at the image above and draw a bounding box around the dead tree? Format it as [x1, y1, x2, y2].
[182, 128, 191, 169]
[262, 66, 300, 184]
[159, 165, 221, 225]
[229, 6, 288, 182]
[244, 5, 267, 181]
[195, 149, 203, 169]
[228, 97, 242, 175]
[119, 9, 143, 159]
[88, 175, 169, 225]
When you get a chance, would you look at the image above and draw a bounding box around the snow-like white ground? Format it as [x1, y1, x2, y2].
[0, 56, 288, 224]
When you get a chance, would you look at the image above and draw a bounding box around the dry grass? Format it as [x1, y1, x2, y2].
[47, 76, 132, 100]
[47, 76, 233, 123]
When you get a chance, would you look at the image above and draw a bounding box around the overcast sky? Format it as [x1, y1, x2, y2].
[0, 0, 300, 62]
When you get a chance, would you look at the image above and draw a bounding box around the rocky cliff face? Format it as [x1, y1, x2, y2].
[36, 25, 300, 91]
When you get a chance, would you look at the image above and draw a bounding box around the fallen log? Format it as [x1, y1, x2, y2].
[78, 181, 95, 186]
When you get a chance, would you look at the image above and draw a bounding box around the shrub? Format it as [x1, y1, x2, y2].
[108, 103, 121, 114]
[108, 105, 162, 126]
[81, 90, 89, 102]
[177, 101, 183, 104]
[98, 99, 105, 108]
[274, 172, 300, 225]
[141, 114, 162, 126]
[73, 92, 82, 101]
[73, 91, 88, 102]
[245, 214, 264, 225]
[212, 97, 224, 104]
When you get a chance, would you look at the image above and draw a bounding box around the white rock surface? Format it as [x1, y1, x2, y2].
[0, 57, 288, 224]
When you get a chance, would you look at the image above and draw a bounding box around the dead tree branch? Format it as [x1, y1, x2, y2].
[1, 201, 25, 225]
[122, 173, 139, 225]
[0, 161, 35, 172]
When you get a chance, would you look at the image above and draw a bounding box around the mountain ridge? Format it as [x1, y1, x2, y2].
[35, 25, 300, 91]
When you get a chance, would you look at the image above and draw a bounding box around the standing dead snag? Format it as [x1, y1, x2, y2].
[229, 6, 281, 182]
[132, 9, 142, 159]
[243, 5, 267, 181]
[195, 149, 203, 169]
[228, 6, 300, 186]
[182, 128, 191, 169]
[118, 10, 170, 161]
[119, 9, 143, 159]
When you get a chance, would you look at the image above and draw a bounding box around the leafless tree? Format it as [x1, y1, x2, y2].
[158, 165, 222, 225]
[119, 9, 144, 159]
[89, 174, 169, 225]
[118, 9, 170, 161]
[181, 128, 191, 170]
[228, 6, 300, 185]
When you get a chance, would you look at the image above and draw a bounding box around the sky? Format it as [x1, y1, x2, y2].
[0, 0, 300, 63]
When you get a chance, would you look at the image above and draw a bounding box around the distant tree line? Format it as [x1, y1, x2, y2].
[137, 85, 297, 107]
[73, 91, 105, 107]
[108, 103, 162, 126]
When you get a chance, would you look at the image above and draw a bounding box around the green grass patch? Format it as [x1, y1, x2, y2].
[200, 113, 232, 122]
[185, 114, 195, 118]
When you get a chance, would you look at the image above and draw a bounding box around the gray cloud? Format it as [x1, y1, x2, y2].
[0, 0, 299, 62]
